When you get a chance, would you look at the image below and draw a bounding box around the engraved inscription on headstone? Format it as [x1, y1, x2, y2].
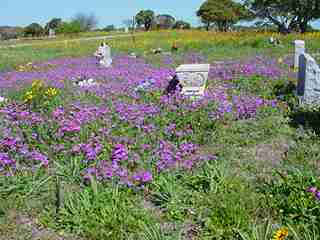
[297, 53, 320, 105]
[295, 40, 305, 70]
[176, 64, 210, 97]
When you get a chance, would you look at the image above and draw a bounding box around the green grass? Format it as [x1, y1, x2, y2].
[1, 30, 320, 239]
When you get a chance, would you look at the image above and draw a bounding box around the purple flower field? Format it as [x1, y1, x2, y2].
[0, 53, 285, 185]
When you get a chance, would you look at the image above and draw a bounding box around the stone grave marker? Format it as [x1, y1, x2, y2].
[94, 42, 112, 67]
[176, 64, 210, 97]
[295, 40, 305, 70]
[297, 53, 320, 105]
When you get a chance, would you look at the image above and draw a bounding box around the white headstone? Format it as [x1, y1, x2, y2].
[0, 96, 6, 103]
[295, 40, 305, 70]
[125, 27, 129, 33]
[94, 43, 112, 67]
[176, 64, 210, 97]
[297, 53, 320, 105]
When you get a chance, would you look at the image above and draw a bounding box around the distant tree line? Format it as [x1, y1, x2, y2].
[0, 13, 100, 39]
[197, 0, 320, 34]
[1, 0, 319, 40]
[134, 10, 191, 31]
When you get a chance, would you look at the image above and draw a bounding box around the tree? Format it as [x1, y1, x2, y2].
[135, 10, 155, 31]
[197, 0, 250, 31]
[24, 23, 44, 37]
[155, 14, 176, 29]
[245, 0, 320, 34]
[45, 18, 62, 34]
[72, 13, 98, 32]
[103, 25, 115, 32]
[173, 20, 191, 29]
[56, 21, 81, 35]
[45, 18, 62, 30]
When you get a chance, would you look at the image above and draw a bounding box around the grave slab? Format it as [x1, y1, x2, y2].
[176, 64, 210, 97]
[297, 53, 320, 105]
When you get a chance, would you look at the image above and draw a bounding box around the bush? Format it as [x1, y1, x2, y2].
[56, 21, 81, 36]
[58, 188, 154, 240]
[24, 23, 44, 37]
[173, 20, 191, 30]
[260, 170, 320, 225]
[103, 25, 115, 32]
[0, 27, 24, 40]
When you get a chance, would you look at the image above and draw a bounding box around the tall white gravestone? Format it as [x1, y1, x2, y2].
[94, 43, 112, 68]
[297, 53, 320, 105]
[176, 64, 210, 97]
[295, 40, 305, 70]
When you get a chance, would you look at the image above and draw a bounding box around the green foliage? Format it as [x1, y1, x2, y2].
[22, 79, 60, 112]
[155, 14, 176, 29]
[260, 170, 320, 225]
[24, 23, 44, 37]
[136, 10, 155, 31]
[45, 18, 62, 33]
[103, 25, 116, 32]
[56, 21, 81, 35]
[246, 0, 320, 33]
[58, 187, 154, 240]
[173, 20, 191, 30]
[197, 0, 251, 31]
[72, 13, 98, 32]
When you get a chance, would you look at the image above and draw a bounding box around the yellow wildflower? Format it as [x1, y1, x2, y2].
[45, 87, 58, 97]
[24, 90, 34, 102]
[278, 57, 283, 64]
[32, 79, 44, 89]
[273, 228, 289, 240]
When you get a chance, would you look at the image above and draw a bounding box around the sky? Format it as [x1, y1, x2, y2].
[1, 0, 319, 29]
[0, 0, 205, 28]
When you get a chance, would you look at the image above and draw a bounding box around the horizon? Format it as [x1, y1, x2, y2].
[1, 0, 205, 28]
[1, 0, 319, 29]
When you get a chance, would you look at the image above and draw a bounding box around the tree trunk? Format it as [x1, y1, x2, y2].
[206, 23, 210, 31]
[267, 16, 291, 34]
[300, 21, 309, 33]
[276, 23, 291, 34]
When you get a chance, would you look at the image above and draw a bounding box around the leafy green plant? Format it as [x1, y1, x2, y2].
[57, 187, 154, 240]
[260, 170, 320, 225]
[22, 79, 60, 112]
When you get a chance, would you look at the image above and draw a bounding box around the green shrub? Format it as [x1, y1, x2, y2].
[56, 21, 81, 36]
[58, 187, 154, 240]
[24, 23, 44, 37]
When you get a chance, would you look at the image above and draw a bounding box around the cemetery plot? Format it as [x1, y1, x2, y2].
[176, 64, 210, 97]
[298, 53, 320, 105]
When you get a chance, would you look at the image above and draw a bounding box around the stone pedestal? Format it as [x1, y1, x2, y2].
[297, 53, 320, 105]
[176, 64, 210, 97]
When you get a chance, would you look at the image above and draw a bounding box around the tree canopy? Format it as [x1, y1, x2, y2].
[155, 14, 176, 29]
[45, 18, 62, 34]
[197, 0, 250, 31]
[135, 10, 155, 31]
[173, 20, 191, 30]
[56, 21, 81, 35]
[245, 0, 320, 33]
[72, 13, 98, 32]
[24, 23, 44, 37]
